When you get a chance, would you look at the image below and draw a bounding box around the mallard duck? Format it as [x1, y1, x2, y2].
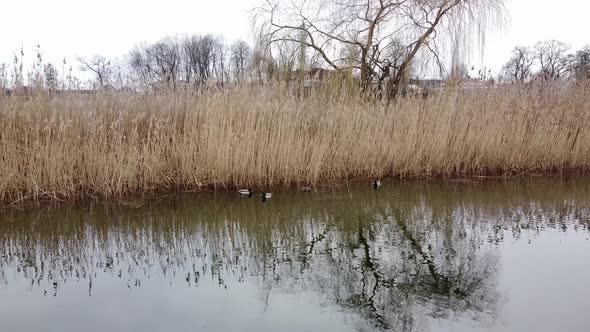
[261, 192, 272, 202]
[238, 188, 253, 197]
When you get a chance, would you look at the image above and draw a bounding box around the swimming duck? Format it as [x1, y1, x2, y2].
[373, 180, 381, 189]
[238, 188, 253, 197]
[300, 186, 312, 192]
[261, 192, 272, 202]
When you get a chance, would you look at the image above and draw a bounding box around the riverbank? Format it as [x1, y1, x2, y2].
[1, 82, 589, 205]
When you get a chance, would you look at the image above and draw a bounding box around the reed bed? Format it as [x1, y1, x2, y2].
[0, 82, 589, 204]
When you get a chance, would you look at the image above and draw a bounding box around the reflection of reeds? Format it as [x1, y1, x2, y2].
[0, 82, 589, 203]
[1, 179, 587, 284]
[1, 180, 588, 327]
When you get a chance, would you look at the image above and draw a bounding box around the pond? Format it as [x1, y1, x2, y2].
[0, 178, 589, 332]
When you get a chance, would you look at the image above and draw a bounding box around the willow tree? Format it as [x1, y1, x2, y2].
[255, 0, 505, 101]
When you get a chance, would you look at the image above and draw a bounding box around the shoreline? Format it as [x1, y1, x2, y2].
[2, 170, 588, 209]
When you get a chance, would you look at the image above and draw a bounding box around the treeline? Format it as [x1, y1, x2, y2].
[0, 33, 314, 92]
[501, 40, 590, 82]
[128, 35, 250, 89]
[1, 36, 590, 94]
[0, 35, 255, 92]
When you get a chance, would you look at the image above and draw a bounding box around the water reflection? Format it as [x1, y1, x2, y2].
[0, 178, 589, 331]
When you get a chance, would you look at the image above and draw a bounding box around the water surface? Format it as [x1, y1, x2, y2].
[1, 178, 589, 331]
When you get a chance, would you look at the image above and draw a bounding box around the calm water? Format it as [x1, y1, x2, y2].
[1, 178, 589, 332]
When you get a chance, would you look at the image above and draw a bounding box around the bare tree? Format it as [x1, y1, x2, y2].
[533, 40, 572, 80]
[572, 46, 590, 81]
[182, 34, 215, 85]
[129, 45, 151, 87]
[151, 37, 181, 87]
[230, 40, 251, 82]
[211, 37, 230, 86]
[129, 37, 181, 90]
[502, 47, 535, 82]
[79, 55, 112, 88]
[255, 0, 505, 102]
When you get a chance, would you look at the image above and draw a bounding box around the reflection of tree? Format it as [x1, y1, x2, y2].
[277, 205, 500, 331]
[0, 178, 589, 331]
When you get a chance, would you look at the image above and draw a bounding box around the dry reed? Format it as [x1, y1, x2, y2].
[0, 82, 589, 204]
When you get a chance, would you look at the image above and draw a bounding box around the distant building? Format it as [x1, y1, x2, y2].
[305, 67, 335, 87]
[412, 79, 445, 90]
[291, 67, 336, 87]
[55, 89, 97, 95]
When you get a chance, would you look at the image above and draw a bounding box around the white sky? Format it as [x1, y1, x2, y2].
[1, 0, 589, 79]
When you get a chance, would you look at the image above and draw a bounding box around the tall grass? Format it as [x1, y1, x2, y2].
[0, 82, 589, 203]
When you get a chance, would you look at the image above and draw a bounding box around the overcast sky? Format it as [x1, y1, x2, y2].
[1, 0, 589, 79]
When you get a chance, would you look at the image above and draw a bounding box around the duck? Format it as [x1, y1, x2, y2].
[261, 192, 272, 202]
[238, 188, 253, 197]
[300, 186, 312, 192]
[373, 180, 381, 189]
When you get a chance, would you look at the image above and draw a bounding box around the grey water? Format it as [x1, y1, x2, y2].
[0, 178, 589, 332]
